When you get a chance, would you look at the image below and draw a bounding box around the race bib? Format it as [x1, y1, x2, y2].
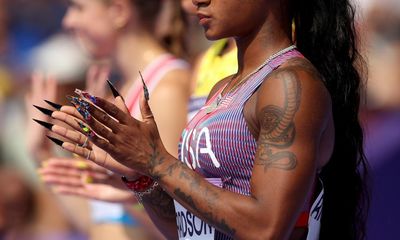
[306, 187, 324, 240]
[174, 178, 223, 240]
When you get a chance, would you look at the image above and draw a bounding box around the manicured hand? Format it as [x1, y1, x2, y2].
[34, 95, 140, 178]
[39, 158, 136, 204]
[66, 93, 168, 178]
[45, 103, 140, 178]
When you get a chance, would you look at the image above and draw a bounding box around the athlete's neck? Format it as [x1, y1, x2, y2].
[114, 31, 166, 90]
[234, 17, 292, 81]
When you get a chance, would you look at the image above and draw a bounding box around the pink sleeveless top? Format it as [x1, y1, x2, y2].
[125, 54, 189, 116]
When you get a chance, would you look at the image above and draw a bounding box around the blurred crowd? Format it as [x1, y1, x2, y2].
[0, 0, 398, 239]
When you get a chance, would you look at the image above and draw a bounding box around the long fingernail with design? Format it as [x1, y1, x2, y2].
[67, 95, 80, 106]
[46, 135, 64, 147]
[75, 119, 95, 137]
[67, 95, 91, 110]
[74, 89, 97, 104]
[33, 119, 53, 131]
[44, 100, 62, 110]
[139, 71, 149, 101]
[33, 105, 54, 117]
[76, 107, 92, 121]
[106, 80, 122, 98]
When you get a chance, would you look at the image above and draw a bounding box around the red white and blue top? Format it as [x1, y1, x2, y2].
[178, 48, 323, 240]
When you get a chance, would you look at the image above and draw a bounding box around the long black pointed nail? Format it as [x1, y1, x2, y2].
[33, 105, 54, 117]
[139, 71, 149, 101]
[46, 135, 64, 147]
[33, 119, 53, 131]
[44, 100, 62, 110]
[67, 95, 91, 109]
[107, 80, 121, 98]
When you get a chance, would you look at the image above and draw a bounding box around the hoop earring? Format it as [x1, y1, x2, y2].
[291, 18, 296, 43]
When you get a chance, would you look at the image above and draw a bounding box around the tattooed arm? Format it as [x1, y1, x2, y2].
[53, 61, 332, 239]
[148, 62, 333, 239]
[140, 186, 178, 240]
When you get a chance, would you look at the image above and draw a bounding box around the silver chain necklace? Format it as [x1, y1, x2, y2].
[205, 44, 297, 114]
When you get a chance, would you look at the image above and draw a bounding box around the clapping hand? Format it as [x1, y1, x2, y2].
[25, 72, 57, 161]
[35, 85, 170, 180]
[39, 158, 136, 204]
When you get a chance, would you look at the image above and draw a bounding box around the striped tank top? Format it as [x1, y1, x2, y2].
[178, 48, 322, 240]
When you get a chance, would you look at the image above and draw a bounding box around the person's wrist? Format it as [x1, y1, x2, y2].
[121, 175, 158, 203]
[121, 175, 154, 191]
[150, 150, 178, 182]
[123, 171, 142, 180]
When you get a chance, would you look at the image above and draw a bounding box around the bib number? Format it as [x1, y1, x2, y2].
[174, 178, 222, 240]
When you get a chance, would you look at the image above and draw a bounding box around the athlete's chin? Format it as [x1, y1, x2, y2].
[204, 34, 220, 41]
[203, 28, 227, 41]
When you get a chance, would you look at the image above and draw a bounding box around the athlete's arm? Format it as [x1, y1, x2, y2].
[150, 68, 191, 158]
[53, 61, 331, 239]
[149, 63, 332, 239]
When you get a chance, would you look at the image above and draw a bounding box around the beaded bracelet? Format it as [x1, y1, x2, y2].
[121, 175, 158, 203]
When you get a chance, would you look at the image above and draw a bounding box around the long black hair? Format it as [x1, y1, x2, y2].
[290, 0, 369, 239]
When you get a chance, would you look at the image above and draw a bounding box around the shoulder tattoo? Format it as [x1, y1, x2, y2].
[255, 69, 302, 171]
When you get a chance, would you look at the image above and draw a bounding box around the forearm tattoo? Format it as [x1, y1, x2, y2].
[142, 139, 182, 219]
[149, 152, 237, 236]
[142, 185, 176, 219]
[174, 188, 236, 236]
[173, 170, 237, 236]
[255, 70, 302, 171]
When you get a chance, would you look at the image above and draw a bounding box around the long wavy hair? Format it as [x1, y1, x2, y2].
[290, 0, 369, 239]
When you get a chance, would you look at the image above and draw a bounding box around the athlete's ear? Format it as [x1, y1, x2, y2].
[109, 0, 132, 30]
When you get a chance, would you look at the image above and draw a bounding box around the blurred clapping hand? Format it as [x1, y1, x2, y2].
[25, 72, 58, 162]
[38, 158, 136, 204]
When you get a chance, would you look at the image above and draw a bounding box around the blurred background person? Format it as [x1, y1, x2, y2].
[0, 168, 35, 240]
[1, 0, 90, 239]
[28, 0, 191, 239]
[359, 0, 400, 239]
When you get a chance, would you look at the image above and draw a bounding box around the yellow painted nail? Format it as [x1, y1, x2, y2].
[37, 172, 44, 182]
[41, 161, 49, 168]
[132, 203, 144, 211]
[84, 176, 93, 184]
[76, 161, 88, 170]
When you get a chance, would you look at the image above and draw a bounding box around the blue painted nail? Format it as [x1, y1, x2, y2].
[77, 107, 92, 121]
